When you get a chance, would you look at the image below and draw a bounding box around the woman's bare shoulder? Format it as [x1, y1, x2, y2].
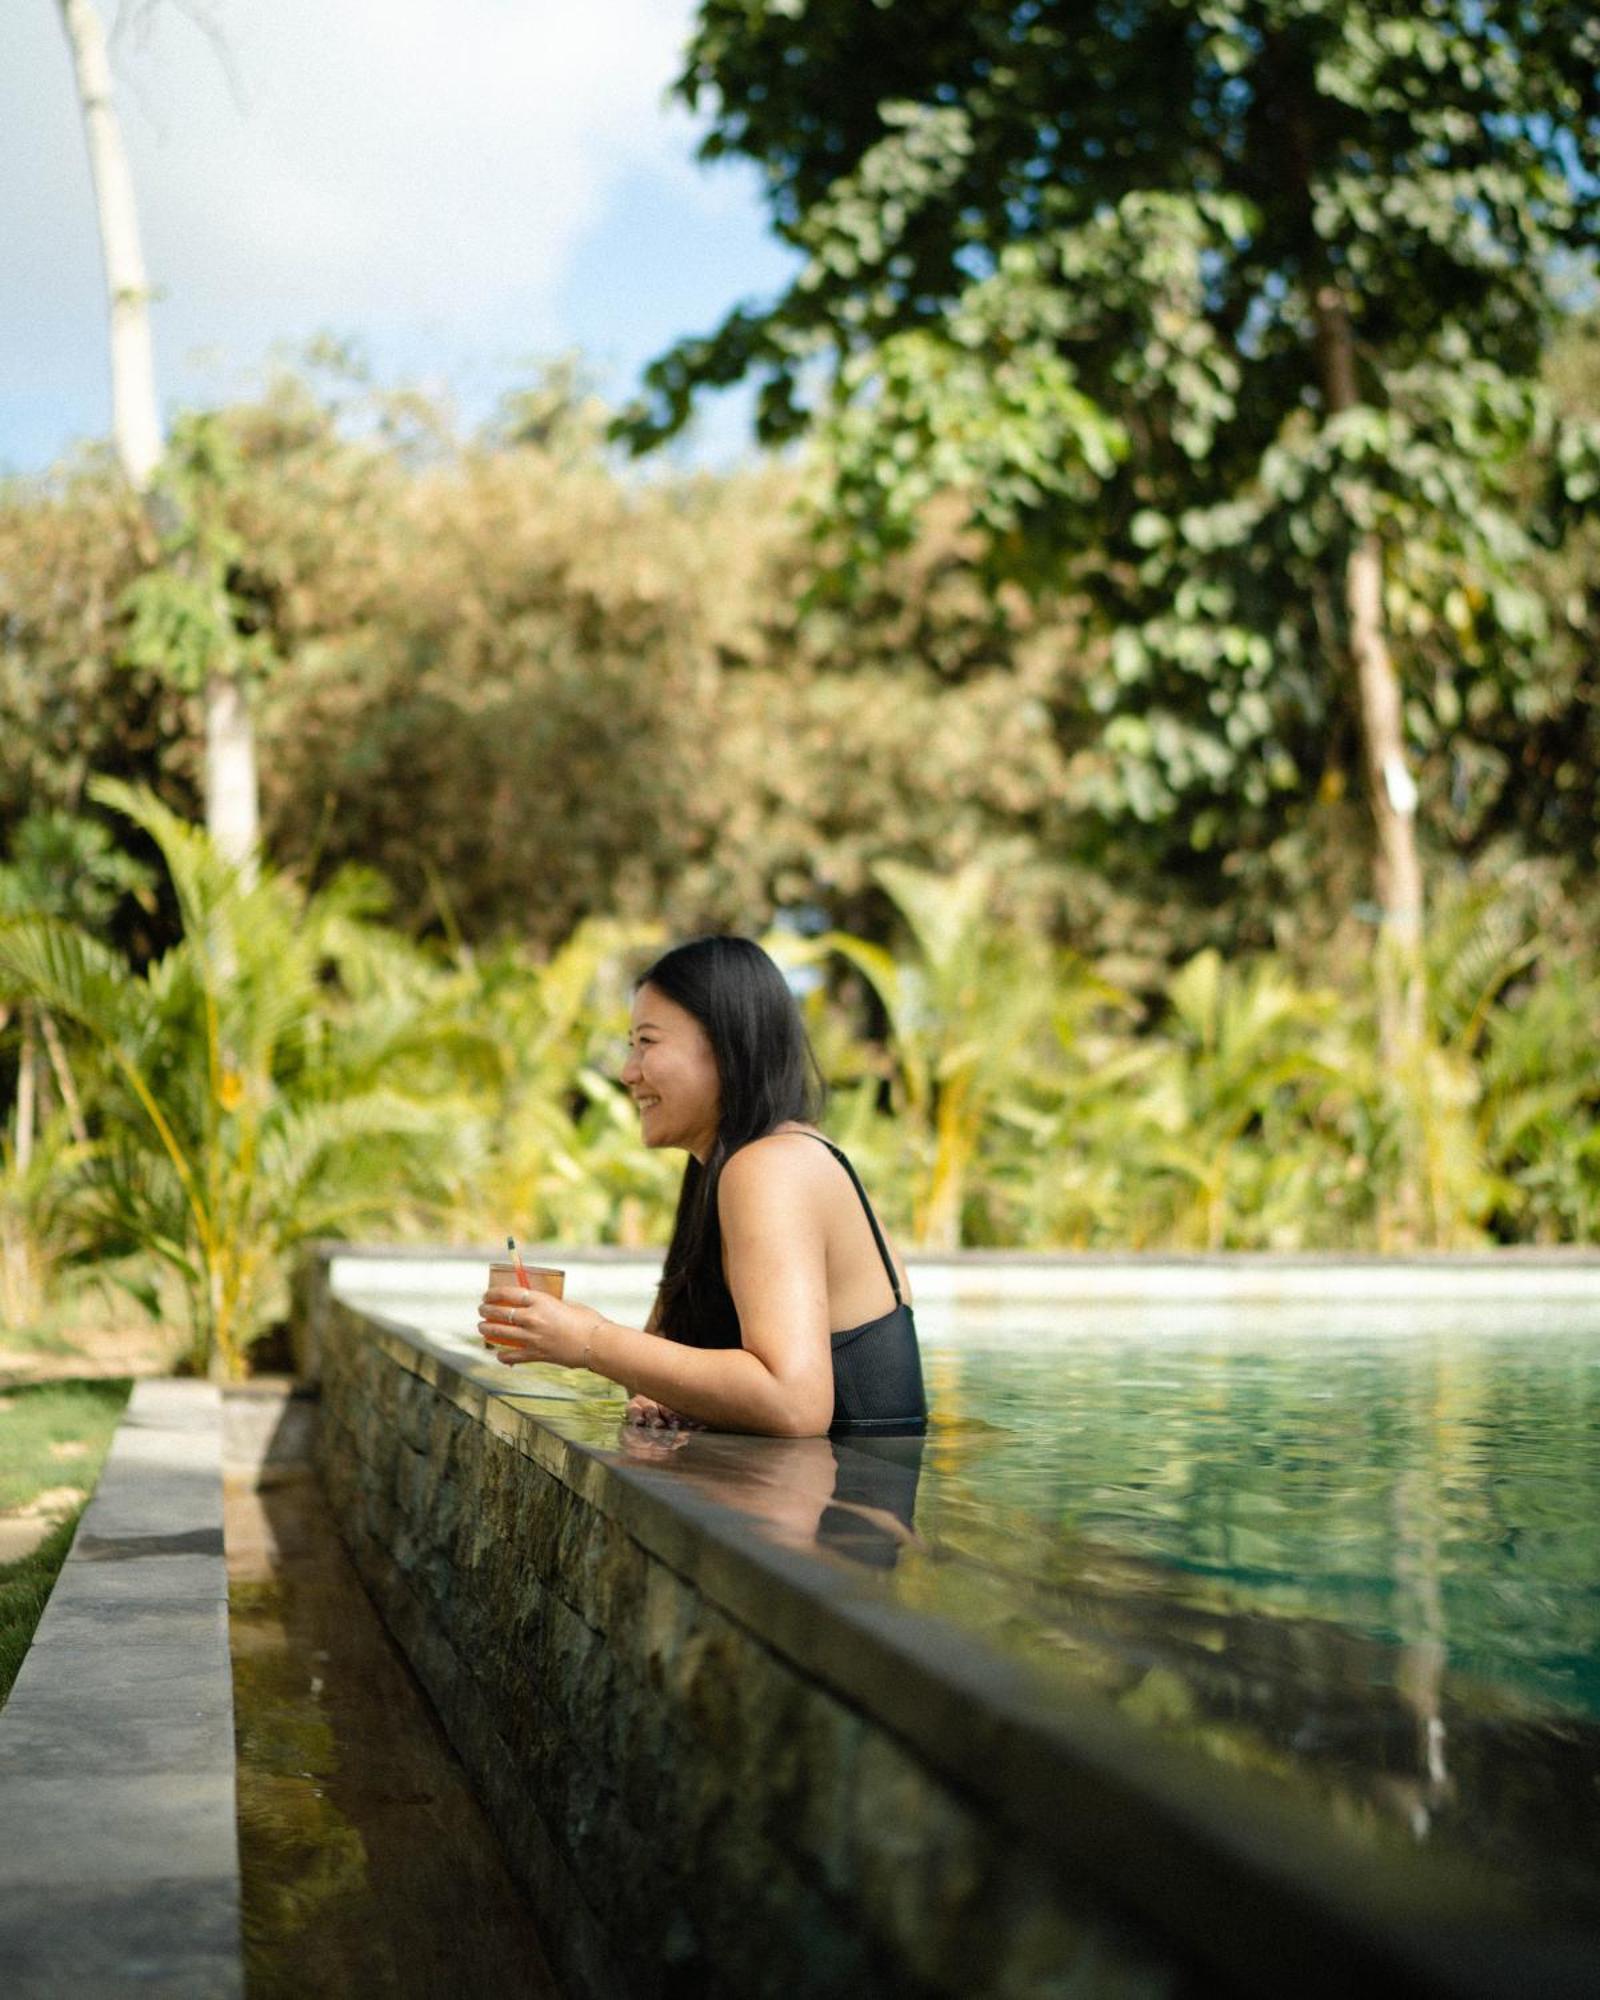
[718, 1129, 830, 1202]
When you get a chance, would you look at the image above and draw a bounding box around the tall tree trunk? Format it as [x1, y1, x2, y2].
[1345, 532, 1427, 1059]
[15, 1005, 38, 1176]
[1275, 60, 1427, 1086]
[1311, 284, 1427, 1060]
[205, 670, 260, 883]
[1312, 283, 1427, 1243]
[58, 0, 162, 492]
[59, 0, 260, 877]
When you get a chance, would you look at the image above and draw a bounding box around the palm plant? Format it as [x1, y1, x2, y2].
[0, 783, 479, 1376]
[0, 1107, 92, 1338]
[1135, 950, 1340, 1250]
[0, 810, 155, 1167]
[0, 810, 157, 1332]
[453, 918, 681, 1247]
[1437, 876, 1600, 1246]
[1348, 1035, 1499, 1254]
[1477, 961, 1600, 1240]
[1314, 876, 1596, 1249]
[953, 944, 1147, 1248]
[818, 857, 1108, 1248]
[984, 1039, 1161, 1249]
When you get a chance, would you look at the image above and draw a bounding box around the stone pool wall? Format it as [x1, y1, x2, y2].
[313, 1294, 1189, 2000]
[309, 1264, 1597, 2000]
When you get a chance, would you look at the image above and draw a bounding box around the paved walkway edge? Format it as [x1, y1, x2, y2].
[0, 1378, 243, 2000]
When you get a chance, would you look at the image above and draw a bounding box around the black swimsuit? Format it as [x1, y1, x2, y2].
[666, 1132, 929, 1437]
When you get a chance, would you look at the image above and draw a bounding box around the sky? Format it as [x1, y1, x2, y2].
[2, 0, 800, 476]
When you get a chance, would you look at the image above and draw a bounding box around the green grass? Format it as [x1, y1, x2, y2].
[0, 1379, 129, 1511]
[0, 1512, 84, 1704]
[0, 1378, 131, 1706]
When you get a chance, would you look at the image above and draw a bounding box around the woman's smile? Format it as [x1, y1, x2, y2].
[620, 982, 721, 1160]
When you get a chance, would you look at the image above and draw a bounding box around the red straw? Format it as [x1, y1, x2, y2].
[507, 1235, 532, 1288]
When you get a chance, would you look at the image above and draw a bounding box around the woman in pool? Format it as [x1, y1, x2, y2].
[477, 935, 928, 1438]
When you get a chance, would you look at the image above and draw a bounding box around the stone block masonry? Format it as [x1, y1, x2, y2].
[315, 1302, 1186, 2000]
[0, 1379, 242, 2000]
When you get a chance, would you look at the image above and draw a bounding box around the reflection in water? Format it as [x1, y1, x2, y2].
[531, 1307, 1600, 1930]
[819, 1435, 927, 1569]
[1391, 1466, 1451, 1840]
[904, 1315, 1600, 1720]
[225, 1397, 560, 1999]
[375, 1288, 1600, 1931]
[607, 1423, 926, 1572]
[891, 1315, 1600, 1923]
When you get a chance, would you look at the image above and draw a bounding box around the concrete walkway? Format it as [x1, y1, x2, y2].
[0, 1379, 242, 1998]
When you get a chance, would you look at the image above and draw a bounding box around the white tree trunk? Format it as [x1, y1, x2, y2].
[58, 0, 163, 492]
[60, 0, 264, 875]
[1344, 529, 1426, 1057]
[1312, 282, 1427, 1059]
[205, 671, 260, 883]
[16, 1005, 37, 1176]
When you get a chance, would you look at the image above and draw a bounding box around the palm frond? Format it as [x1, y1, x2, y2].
[0, 916, 150, 1043]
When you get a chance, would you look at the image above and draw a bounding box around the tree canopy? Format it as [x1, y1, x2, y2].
[623, 1, 1600, 901]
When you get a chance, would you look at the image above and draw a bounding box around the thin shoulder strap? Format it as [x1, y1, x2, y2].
[791, 1131, 903, 1306]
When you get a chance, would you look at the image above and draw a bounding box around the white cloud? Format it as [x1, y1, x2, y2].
[120, 0, 701, 345]
[2, 0, 768, 460]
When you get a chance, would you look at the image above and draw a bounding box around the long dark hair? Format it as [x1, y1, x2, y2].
[640, 935, 825, 1339]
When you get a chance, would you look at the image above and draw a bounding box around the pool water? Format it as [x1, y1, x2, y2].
[882, 1298, 1600, 1919]
[353, 1275, 1600, 1923]
[911, 1299, 1600, 1721]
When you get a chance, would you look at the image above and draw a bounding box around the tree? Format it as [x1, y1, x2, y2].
[56, 0, 162, 489]
[54, 0, 260, 877]
[623, 1, 1600, 1153]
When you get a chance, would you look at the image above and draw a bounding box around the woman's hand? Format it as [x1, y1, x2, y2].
[478, 1285, 602, 1369]
[625, 1394, 705, 1431]
[616, 1413, 694, 1457]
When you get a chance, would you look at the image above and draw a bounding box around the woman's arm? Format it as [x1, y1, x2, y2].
[623, 1289, 707, 1427]
[714, 1139, 835, 1435]
[479, 1298, 825, 1435]
[478, 1142, 834, 1436]
[619, 1291, 662, 1398]
[592, 1319, 825, 1435]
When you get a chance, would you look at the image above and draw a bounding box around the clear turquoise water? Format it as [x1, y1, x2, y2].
[876, 1298, 1600, 1917]
[910, 1300, 1600, 1722]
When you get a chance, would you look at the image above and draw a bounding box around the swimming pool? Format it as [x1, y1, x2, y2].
[881, 1299, 1600, 1922]
[326, 1255, 1600, 1937]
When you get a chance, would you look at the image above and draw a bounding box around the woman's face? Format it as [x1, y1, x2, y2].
[622, 983, 721, 1161]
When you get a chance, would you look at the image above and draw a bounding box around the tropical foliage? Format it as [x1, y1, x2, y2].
[3, 347, 1594, 973]
[808, 860, 1599, 1255]
[2, 17, 1598, 1372]
[0, 784, 485, 1375]
[0, 797, 1594, 1373]
[625, 0, 1600, 917]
